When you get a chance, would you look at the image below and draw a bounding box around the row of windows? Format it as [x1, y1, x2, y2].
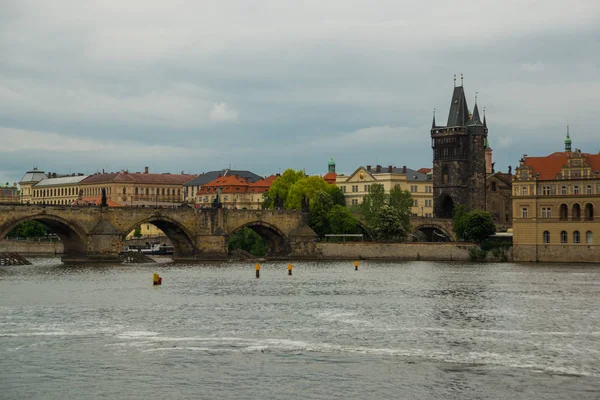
[543, 230, 593, 244]
[342, 184, 432, 193]
[515, 183, 600, 196]
[33, 186, 182, 198]
[521, 203, 594, 220]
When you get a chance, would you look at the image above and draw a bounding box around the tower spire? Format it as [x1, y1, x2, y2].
[461, 73, 464, 86]
[565, 125, 572, 152]
[432, 108, 436, 128]
[483, 107, 487, 127]
[453, 74, 456, 87]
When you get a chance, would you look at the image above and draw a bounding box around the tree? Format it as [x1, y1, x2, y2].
[228, 227, 267, 257]
[7, 221, 49, 238]
[388, 186, 413, 230]
[328, 205, 359, 235]
[309, 190, 333, 237]
[286, 175, 328, 209]
[452, 204, 469, 241]
[326, 185, 346, 207]
[360, 184, 386, 226]
[463, 210, 496, 243]
[133, 226, 142, 238]
[369, 205, 407, 241]
[267, 169, 305, 209]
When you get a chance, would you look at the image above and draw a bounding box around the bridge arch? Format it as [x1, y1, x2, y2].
[0, 214, 88, 258]
[123, 216, 196, 257]
[412, 223, 455, 242]
[228, 221, 291, 257]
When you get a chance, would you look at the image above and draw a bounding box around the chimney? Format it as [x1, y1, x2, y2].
[388, 165, 392, 173]
[376, 165, 381, 173]
[367, 165, 371, 171]
[102, 168, 105, 174]
[402, 166, 407, 173]
[144, 166, 149, 174]
[181, 171, 184, 175]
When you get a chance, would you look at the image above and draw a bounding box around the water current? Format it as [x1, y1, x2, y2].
[1, 258, 599, 399]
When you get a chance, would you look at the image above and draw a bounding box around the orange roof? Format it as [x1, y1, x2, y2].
[418, 168, 432, 174]
[323, 172, 337, 184]
[248, 175, 278, 193]
[524, 151, 600, 180]
[198, 175, 251, 194]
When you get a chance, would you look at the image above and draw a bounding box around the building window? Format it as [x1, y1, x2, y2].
[364, 185, 369, 192]
[586, 185, 592, 194]
[543, 231, 550, 244]
[561, 231, 567, 243]
[541, 207, 552, 218]
[573, 231, 580, 244]
[521, 207, 528, 218]
[341, 186, 346, 193]
[561, 186, 567, 195]
[351, 199, 358, 206]
[413, 200, 418, 207]
[492, 182, 497, 192]
[586, 231, 593, 244]
[122, 187, 126, 195]
[425, 199, 432, 207]
[574, 185, 580, 195]
[542, 186, 550, 195]
[585, 203, 594, 221]
[572, 204, 581, 220]
[521, 186, 527, 196]
[410, 185, 417, 193]
[560, 204, 568, 220]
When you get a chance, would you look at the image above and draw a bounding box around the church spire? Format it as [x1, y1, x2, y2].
[565, 125, 572, 152]
[483, 107, 487, 127]
[432, 108, 436, 128]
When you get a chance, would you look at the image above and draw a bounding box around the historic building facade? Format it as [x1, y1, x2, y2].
[431, 78, 488, 218]
[0, 182, 19, 203]
[486, 171, 513, 227]
[183, 169, 262, 204]
[334, 165, 434, 217]
[512, 134, 600, 262]
[195, 174, 277, 210]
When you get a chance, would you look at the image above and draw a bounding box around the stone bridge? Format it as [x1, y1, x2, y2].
[0, 205, 318, 263]
[410, 217, 456, 242]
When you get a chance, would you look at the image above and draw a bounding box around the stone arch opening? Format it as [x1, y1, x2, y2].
[438, 194, 454, 218]
[584, 203, 594, 221]
[123, 217, 195, 258]
[572, 203, 581, 220]
[0, 215, 87, 260]
[228, 222, 290, 257]
[559, 203, 568, 220]
[413, 225, 453, 242]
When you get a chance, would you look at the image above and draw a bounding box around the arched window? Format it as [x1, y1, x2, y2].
[585, 203, 594, 221]
[573, 231, 581, 244]
[135, 187, 139, 195]
[442, 166, 449, 184]
[561, 230, 567, 244]
[586, 231, 593, 244]
[572, 203, 581, 220]
[560, 204, 568, 220]
[543, 231, 550, 244]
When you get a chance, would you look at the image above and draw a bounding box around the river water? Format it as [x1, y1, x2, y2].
[1, 258, 599, 399]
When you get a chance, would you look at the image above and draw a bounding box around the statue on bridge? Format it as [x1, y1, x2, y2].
[101, 188, 107, 207]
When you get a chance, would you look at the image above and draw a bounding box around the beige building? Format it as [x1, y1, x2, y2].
[335, 165, 434, 217]
[0, 182, 19, 203]
[512, 133, 599, 262]
[19, 169, 89, 205]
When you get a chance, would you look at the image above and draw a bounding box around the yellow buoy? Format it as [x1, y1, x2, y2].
[255, 263, 261, 278]
[354, 261, 359, 271]
[288, 263, 293, 276]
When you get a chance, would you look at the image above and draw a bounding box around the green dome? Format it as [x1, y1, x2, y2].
[328, 157, 335, 166]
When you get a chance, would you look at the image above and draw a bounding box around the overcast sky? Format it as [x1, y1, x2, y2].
[1, 0, 599, 184]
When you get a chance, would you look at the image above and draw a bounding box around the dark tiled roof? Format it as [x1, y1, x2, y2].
[446, 86, 470, 127]
[184, 169, 262, 187]
[81, 172, 194, 185]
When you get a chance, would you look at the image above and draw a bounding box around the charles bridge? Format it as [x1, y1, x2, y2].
[0, 205, 455, 263]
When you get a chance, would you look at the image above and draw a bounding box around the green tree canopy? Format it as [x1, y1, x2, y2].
[453, 206, 496, 243]
[360, 184, 412, 241]
[309, 190, 334, 237]
[266, 169, 305, 209]
[7, 220, 49, 238]
[328, 205, 359, 235]
[286, 175, 329, 209]
[326, 185, 346, 207]
[228, 227, 268, 257]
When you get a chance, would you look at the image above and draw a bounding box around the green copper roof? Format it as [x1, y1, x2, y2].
[328, 157, 335, 166]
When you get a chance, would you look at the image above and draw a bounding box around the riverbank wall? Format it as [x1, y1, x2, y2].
[0, 240, 63, 255]
[315, 242, 477, 261]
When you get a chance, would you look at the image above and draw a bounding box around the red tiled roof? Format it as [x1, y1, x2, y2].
[81, 171, 195, 185]
[197, 174, 277, 195]
[524, 152, 600, 180]
[323, 172, 337, 184]
[248, 175, 278, 193]
[417, 168, 432, 174]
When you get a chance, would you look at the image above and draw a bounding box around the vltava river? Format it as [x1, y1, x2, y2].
[1, 258, 599, 399]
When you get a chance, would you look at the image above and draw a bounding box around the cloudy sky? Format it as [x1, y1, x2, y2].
[1, 0, 599, 184]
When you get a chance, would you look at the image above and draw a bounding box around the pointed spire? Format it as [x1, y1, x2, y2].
[483, 107, 487, 127]
[471, 103, 482, 124]
[565, 125, 572, 152]
[432, 108, 436, 128]
[453, 74, 456, 87]
[461, 73, 464, 86]
[447, 86, 469, 126]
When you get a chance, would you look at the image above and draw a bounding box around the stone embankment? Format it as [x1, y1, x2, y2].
[315, 242, 476, 261]
[0, 240, 63, 255]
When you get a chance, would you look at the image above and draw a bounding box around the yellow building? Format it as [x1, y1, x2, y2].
[19, 169, 88, 205]
[335, 164, 434, 217]
[512, 133, 599, 262]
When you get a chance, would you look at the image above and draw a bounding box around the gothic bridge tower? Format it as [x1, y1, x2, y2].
[431, 75, 488, 218]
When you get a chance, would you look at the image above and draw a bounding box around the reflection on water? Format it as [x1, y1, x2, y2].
[1, 258, 599, 400]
